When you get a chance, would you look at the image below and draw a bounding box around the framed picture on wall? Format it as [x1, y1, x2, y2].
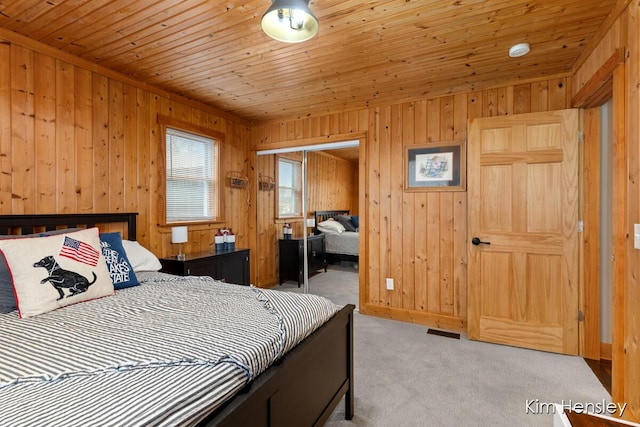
[405, 140, 466, 191]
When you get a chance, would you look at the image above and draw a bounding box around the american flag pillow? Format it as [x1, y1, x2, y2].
[0, 227, 114, 318]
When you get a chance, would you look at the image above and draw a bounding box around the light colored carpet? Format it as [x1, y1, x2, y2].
[276, 265, 611, 426]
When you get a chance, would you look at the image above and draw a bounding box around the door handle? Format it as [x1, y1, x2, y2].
[471, 237, 491, 246]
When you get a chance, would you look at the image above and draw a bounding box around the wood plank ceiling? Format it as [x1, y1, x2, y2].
[0, 0, 618, 123]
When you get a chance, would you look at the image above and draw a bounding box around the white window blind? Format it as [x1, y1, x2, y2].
[278, 157, 301, 217]
[166, 127, 217, 223]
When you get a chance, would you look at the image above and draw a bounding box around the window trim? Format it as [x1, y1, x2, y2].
[159, 115, 225, 226]
[276, 155, 302, 219]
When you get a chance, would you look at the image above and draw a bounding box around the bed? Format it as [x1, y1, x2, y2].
[314, 210, 359, 265]
[0, 213, 354, 427]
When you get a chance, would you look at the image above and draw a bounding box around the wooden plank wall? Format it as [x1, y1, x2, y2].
[0, 37, 252, 271]
[255, 150, 357, 287]
[252, 76, 570, 331]
[306, 151, 358, 217]
[573, 2, 639, 420]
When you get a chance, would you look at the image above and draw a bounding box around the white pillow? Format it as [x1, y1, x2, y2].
[0, 227, 114, 318]
[317, 218, 345, 235]
[121, 240, 162, 272]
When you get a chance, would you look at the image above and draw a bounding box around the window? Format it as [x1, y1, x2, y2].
[277, 156, 302, 217]
[165, 127, 218, 223]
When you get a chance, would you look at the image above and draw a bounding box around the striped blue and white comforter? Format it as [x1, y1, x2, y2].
[0, 272, 339, 426]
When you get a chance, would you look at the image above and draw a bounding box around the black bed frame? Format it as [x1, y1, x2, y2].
[314, 210, 359, 264]
[0, 213, 355, 427]
[0, 212, 138, 240]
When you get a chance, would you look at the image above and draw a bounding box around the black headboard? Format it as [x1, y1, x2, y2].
[0, 213, 138, 240]
[314, 210, 349, 233]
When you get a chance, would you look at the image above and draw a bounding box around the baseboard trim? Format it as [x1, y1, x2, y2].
[360, 303, 466, 332]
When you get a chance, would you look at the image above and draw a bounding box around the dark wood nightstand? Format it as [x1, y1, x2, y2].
[279, 235, 326, 286]
[159, 248, 250, 285]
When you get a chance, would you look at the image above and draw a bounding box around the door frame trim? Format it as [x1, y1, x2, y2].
[609, 62, 626, 405]
[571, 51, 626, 404]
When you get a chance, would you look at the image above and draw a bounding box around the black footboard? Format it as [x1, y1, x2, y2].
[203, 304, 355, 427]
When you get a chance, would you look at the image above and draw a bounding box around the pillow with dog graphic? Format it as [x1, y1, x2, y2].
[0, 227, 114, 318]
[99, 232, 139, 290]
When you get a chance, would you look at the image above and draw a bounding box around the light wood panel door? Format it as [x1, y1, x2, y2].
[467, 109, 580, 355]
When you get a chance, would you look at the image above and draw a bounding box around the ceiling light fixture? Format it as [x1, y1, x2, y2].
[509, 43, 530, 58]
[261, 0, 319, 43]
